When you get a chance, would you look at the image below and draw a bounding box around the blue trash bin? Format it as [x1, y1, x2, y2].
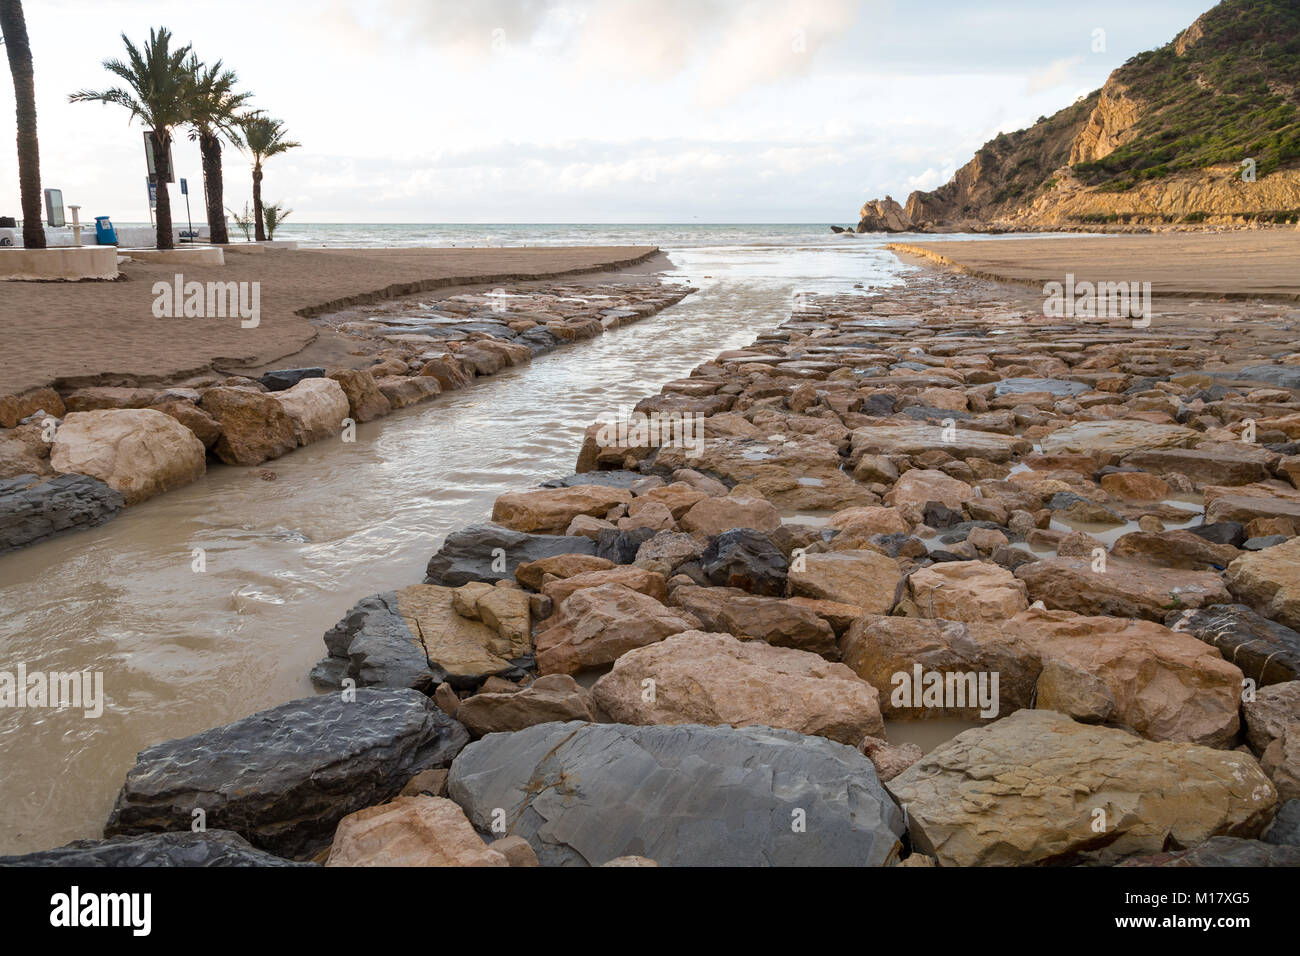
[94, 216, 118, 245]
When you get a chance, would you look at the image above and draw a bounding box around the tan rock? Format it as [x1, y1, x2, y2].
[272, 377, 351, 446]
[454, 673, 595, 736]
[0, 387, 64, 427]
[492, 484, 633, 535]
[887, 469, 974, 517]
[49, 408, 206, 505]
[491, 835, 540, 867]
[1243, 681, 1300, 754]
[148, 399, 221, 448]
[326, 796, 508, 867]
[1111, 530, 1239, 570]
[668, 584, 837, 657]
[1016, 556, 1232, 622]
[0, 421, 53, 479]
[1040, 420, 1201, 459]
[829, 505, 910, 538]
[679, 494, 782, 535]
[1226, 537, 1300, 631]
[375, 374, 442, 409]
[908, 561, 1029, 622]
[542, 566, 668, 607]
[394, 584, 524, 679]
[1101, 471, 1171, 501]
[851, 424, 1030, 463]
[533, 583, 701, 674]
[859, 736, 924, 782]
[592, 630, 884, 744]
[788, 549, 903, 611]
[63, 386, 162, 412]
[199, 387, 298, 466]
[638, 482, 708, 519]
[1261, 725, 1300, 802]
[514, 553, 615, 590]
[327, 368, 392, 423]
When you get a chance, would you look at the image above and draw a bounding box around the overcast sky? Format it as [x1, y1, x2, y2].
[1, 0, 1211, 223]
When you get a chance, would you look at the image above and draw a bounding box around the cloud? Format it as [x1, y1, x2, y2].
[1026, 55, 1083, 94]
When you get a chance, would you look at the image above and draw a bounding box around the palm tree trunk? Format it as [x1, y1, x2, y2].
[1, 0, 46, 249]
[199, 130, 228, 244]
[252, 163, 265, 241]
[150, 129, 174, 250]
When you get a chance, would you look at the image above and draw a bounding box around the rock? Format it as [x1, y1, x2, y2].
[375, 374, 442, 409]
[592, 630, 883, 744]
[454, 673, 595, 736]
[1118, 836, 1300, 867]
[491, 835, 540, 867]
[272, 377, 350, 446]
[0, 830, 309, 867]
[1242, 681, 1300, 754]
[1122, 445, 1272, 487]
[788, 549, 902, 611]
[419, 356, 474, 391]
[841, 616, 1039, 718]
[1047, 491, 1125, 525]
[0, 421, 52, 480]
[829, 505, 910, 539]
[1166, 604, 1300, 685]
[699, 528, 789, 596]
[0, 387, 64, 427]
[400, 768, 449, 797]
[856, 195, 913, 232]
[105, 689, 469, 860]
[1206, 493, 1300, 525]
[851, 424, 1030, 463]
[1016, 557, 1232, 622]
[859, 736, 923, 782]
[147, 399, 222, 449]
[0, 473, 123, 554]
[325, 795, 508, 867]
[313, 584, 529, 693]
[434, 681, 460, 717]
[1040, 421, 1201, 459]
[907, 561, 1029, 622]
[600, 855, 659, 867]
[886, 710, 1276, 867]
[595, 527, 658, 565]
[1111, 530, 1239, 570]
[492, 485, 632, 535]
[199, 387, 298, 466]
[424, 524, 597, 586]
[1226, 536, 1300, 630]
[62, 386, 162, 412]
[47, 408, 206, 505]
[994, 378, 1089, 398]
[888, 469, 974, 519]
[1190, 521, 1247, 547]
[1262, 725, 1300, 801]
[633, 531, 704, 576]
[1264, 799, 1300, 846]
[533, 583, 701, 674]
[447, 721, 906, 866]
[514, 553, 614, 590]
[668, 585, 837, 657]
[259, 367, 325, 392]
[327, 368, 392, 422]
[635, 482, 708, 519]
[541, 565, 666, 606]
[679, 494, 781, 535]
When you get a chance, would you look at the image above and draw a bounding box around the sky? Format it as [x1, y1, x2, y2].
[0, 0, 1214, 224]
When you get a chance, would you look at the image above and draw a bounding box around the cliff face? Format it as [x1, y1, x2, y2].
[855, 0, 1300, 231]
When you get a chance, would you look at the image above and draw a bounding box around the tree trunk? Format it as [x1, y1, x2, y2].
[252, 163, 265, 241]
[150, 129, 174, 250]
[0, 0, 46, 249]
[199, 130, 228, 244]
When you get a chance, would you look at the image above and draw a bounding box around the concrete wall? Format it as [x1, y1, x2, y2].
[0, 246, 119, 280]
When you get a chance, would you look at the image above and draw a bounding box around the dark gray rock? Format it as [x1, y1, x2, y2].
[595, 527, 657, 564]
[1165, 603, 1300, 685]
[1189, 521, 1247, 547]
[1118, 836, 1300, 867]
[0, 830, 309, 867]
[859, 393, 897, 417]
[1264, 800, 1300, 847]
[700, 528, 788, 596]
[898, 405, 972, 421]
[104, 689, 469, 860]
[1244, 534, 1288, 551]
[425, 523, 596, 586]
[938, 520, 1004, 543]
[540, 470, 643, 489]
[1224, 365, 1300, 390]
[0, 472, 124, 554]
[993, 378, 1089, 398]
[447, 721, 906, 867]
[258, 367, 325, 391]
[991, 545, 1040, 571]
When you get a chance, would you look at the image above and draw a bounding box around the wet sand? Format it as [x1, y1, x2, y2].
[0, 245, 661, 394]
[890, 231, 1300, 301]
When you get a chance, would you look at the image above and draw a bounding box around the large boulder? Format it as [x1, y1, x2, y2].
[327, 368, 391, 423]
[104, 689, 469, 860]
[679, 495, 781, 535]
[907, 561, 1029, 622]
[886, 710, 1276, 867]
[424, 524, 597, 586]
[1242, 681, 1300, 754]
[49, 408, 206, 504]
[0, 830, 309, 867]
[1016, 557, 1232, 622]
[592, 630, 884, 744]
[325, 795, 507, 867]
[851, 424, 1030, 463]
[199, 387, 298, 466]
[1226, 536, 1300, 631]
[668, 585, 837, 657]
[491, 485, 632, 535]
[699, 528, 789, 596]
[0, 386, 64, 427]
[447, 721, 906, 866]
[312, 585, 529, 692]
[788, 549, 902, 611]
[272, 377, 350, 446]
[453, 674, 596, 737]
[533, 582, 701, 674]
[1040, 421, 1201, 458]
[1166, 604, 1300, 685]
[1120, 445, 1273, 487]
[0, 472, 123, 554]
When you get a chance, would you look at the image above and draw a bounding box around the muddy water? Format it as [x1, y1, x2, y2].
[0, 241, 913, 853]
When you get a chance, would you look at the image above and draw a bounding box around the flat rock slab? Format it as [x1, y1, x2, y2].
[105, 689, 469, 860]
[447, 721, 906, 866]
[887, 710, 1276, 867]
[993, 378, 1089, 397]
[0, 472, 123, 554]
[1120, 445, 1274, 487]
[1016, 556, 1231, 622]
[313, 585, 527, 692]
[851, 424, 1031, 463]
[425, 523, 596, 586]
[1226, 536, 1300, 631]
[1167, 604, 1300, 686]
[1040, 421, 1201, 457]
[0, 830, 309, 867]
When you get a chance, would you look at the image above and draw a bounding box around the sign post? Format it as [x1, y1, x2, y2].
[146, 178, 157, 228]
[180, 177, 193, 243]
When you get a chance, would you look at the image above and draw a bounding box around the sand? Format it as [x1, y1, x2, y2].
[0, 245, 661, 394]
[889, 231, 1300, 302]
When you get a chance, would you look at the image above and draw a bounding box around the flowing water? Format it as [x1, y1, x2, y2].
[0, 227, 1061, 853]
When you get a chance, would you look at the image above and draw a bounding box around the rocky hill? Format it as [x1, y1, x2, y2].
[853, 0, 1300, 232]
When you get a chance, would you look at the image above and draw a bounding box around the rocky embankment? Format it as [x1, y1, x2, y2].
[0, 280, 692, 555]
[7, 271, 1300, 867]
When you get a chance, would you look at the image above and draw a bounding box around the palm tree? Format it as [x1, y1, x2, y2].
[239, 113, 299, 241]
[184, 56, 249, 245]
[70, 27, 192, 250]
[1, 0, 45, 248]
